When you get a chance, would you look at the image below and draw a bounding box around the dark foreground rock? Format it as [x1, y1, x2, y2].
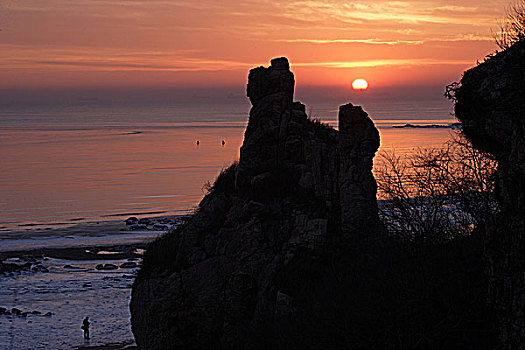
[130, 58, 384, 349]
[96, 263, 119, 270]
[454, 40, 525, 348]
[0, 307, 53, 317]
[120, 262, 138, 268]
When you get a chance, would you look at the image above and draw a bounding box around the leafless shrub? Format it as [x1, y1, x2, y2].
[444, 81, 460, 102]
[201, 162, 238, 195]
[376, 134, 498, 243]
[493, 0, 525, 49]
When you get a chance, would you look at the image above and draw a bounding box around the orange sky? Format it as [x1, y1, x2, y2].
[0, 0, 509, 89]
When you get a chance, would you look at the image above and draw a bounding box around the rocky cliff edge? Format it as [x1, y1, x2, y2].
[454, 41, 525, 348]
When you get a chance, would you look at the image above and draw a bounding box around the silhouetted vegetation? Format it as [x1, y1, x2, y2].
[493, 0, 525, 49]
[202, 162, 238, 196]
[261, 133, 499, 347]
[244, 135, 494, 349]
[138, 163, 238, 277]
[444, 81, 460, 101]
[376, 134, 497, 243]
[255, 236, 497, 350]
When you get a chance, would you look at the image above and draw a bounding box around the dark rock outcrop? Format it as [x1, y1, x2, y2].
[95, 263, 118, 270]
[120, 262, 138, 268]
[130, 57, 383, 349]
[454, 41, 525, 348]
[338, 104, 381, 239]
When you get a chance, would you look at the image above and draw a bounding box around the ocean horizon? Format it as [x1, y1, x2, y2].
[2, 0, 515, 347]
[0, 87, 457, 235]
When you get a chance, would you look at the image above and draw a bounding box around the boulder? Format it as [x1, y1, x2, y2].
[0, 261, 32, 274]
[31, 264, 49, 273]
[120, 262, 138, 268]
[131, 57, 383, 349]
[159, 217, 172, 224]
[95, 264, 119, 270]
[129, 224, 148, 231]
[138, 218, 151, 225]
[125, 217, 138, 225]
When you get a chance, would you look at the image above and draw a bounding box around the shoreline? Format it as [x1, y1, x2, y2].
[0, 214, 182, 271]
[0, 243, 147, 261]
[0, 231, 147, 349]
[0, 214, 183, 240]
[75, 340, 137, 350]
[0, 214, 184, 254]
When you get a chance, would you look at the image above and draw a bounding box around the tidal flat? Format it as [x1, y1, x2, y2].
[0, 217, 179, 350]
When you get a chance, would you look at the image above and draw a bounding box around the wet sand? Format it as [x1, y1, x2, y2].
[0, 220, 133, 240]
[0, 243, 147, 261]
[75, 340, 137, 350]
[0, 214, 181, 240]
[0, 215, 180, 349]
[0, 214, 185, 254]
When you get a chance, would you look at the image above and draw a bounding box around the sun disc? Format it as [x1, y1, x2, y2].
[352, 78, 369, 90]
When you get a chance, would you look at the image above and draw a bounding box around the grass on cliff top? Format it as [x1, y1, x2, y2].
[138, 163, 238, 276]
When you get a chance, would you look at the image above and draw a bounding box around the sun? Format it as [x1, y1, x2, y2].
[352, 78, 369, 91]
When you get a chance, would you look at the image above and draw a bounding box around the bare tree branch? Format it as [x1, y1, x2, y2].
[376, 134, 498, 244]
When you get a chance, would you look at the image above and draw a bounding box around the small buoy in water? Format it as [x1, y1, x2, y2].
[221, 140, 225, 146]
[196, 140, 200, 146]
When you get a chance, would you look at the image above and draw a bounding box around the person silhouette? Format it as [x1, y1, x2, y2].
[196, 140, 200, 146]
[81, 316, 90, 339]
[221, 140, 225, 146]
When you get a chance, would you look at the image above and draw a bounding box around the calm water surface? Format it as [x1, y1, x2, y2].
[0, 95, 457, 233]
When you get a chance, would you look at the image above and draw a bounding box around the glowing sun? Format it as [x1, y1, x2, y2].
[352, 78, 369, 91]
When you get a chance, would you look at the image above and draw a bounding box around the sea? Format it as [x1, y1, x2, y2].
[0, 86, 458, 233]
[0, 86, 459, 348]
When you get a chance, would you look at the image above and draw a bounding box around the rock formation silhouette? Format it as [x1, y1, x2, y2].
[130, 57, 383, 349]
[454, 41, 525, 348]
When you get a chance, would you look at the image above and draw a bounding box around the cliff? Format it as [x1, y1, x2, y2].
[454, 40, 525, 348]
[130, 57, 383, 349]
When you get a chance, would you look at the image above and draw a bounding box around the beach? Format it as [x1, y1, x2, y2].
[0, 211, 200, 349]
[0, 215, 180, 350]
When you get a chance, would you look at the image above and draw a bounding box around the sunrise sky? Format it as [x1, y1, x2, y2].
[0, 0, 508, 90]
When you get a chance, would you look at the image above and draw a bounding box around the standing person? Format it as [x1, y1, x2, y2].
[81, 316, 90, 339]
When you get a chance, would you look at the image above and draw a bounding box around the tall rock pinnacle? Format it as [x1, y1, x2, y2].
[339, 103, 381, 239]
[130, 57, 383, 349]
